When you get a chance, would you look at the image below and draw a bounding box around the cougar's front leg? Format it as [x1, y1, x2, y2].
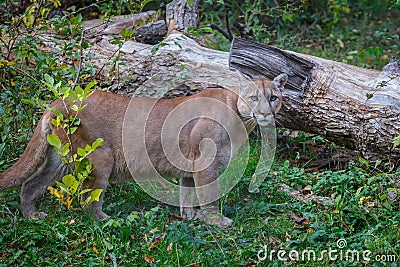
[193, 169, 232, 228]
[180, 177, 196, 219]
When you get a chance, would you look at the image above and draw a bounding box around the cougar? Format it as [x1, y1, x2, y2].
[0, 73, 288, 228]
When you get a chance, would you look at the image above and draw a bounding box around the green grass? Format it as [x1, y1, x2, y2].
[1, 141, 399, 266]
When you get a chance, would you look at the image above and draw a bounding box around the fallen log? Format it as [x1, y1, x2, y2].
[230, 38, 400, 164]
[81, 16, 399, 163]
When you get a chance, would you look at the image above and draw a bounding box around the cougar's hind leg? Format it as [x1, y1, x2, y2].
[21, 150, 66, 218]
[83, 146, 114, 220]
[193, 169, 232, 229]
[180, 177, 196, 220]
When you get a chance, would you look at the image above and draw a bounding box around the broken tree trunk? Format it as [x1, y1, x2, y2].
[166, 0, 200, 33]
[79, 16, 400, 164]
[230, 38, 400, 164]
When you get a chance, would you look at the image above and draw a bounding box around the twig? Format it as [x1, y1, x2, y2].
[202, 24, 232, 41]
[223, 0, 233, 40]
[72, 30, 85, 91]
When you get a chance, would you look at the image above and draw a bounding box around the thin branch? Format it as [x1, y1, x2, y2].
[202, 24, 232, 41]
[223, 0, 233, 40]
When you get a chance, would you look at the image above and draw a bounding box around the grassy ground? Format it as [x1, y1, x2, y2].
[1, 1, 400, 266]
[1, 136, 399, 266]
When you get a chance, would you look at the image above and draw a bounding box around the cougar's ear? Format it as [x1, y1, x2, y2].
[237, 72, 258, 97]
[273, 73, 288, 91]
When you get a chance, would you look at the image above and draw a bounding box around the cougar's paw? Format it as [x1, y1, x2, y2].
[28, 212, 48, 219]
[181, 207, 196, 220]
[194, 207, 232, 229]
[93, 211, 110, 220]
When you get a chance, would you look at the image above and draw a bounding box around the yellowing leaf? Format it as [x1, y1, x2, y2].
[49, 0, 62, 8]
[48, 186, 64, 200]
[64, 195, 72, 209]
[337, 39, 344, 49]
[62, 174, 79, 195]
[144, 255, 155, 263]
[93, 246, 99, 254]
[66, 219, 76, 225]
[167, 242, 173, 251]
[23, 5, 36, 27]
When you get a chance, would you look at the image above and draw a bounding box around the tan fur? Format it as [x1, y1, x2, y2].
[0, 74, 287, 226]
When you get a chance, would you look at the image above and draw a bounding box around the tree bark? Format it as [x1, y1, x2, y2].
[80, 17, 400, 164]
[166, 0, 201, 33]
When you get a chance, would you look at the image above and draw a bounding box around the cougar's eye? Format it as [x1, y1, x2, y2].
[270, 95, 278, 102]
[250, 95, 259, 101]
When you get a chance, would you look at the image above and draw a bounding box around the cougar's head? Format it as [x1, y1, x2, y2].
[237, 73, 288, 128]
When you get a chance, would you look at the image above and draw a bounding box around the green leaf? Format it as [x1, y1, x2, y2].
[82, 189, 103, 206]
[71, 104, 79, 112]
[44, 74, 54, 86]
[56, 181, 70, 194]
[59, 86, 69, 96]
[69, 90, 77, 99]
[367, 177, 376, 185]
[77, 147, 86, 157]
[76, 85, 83, 97]
[51, 117, 61, 127]
[62, 174, 79, 195]
[90, 189, 103, 202]
[22, 98, 37, 106]
[61, 143, 70, 157]
[82, 41, 89, 49]
[73, 117, 81, 126]
[120, 29, 135, 38]
[358, 157, 369, 168]
[80, 188, 93, 195]
[85, 144, 92, 152]
[92, 138, 104, 150]
[393, 136, 400, 148]
[85, 80, 96, 91]
[55, 109, 64, 121]
[65, 97, 74, 104]
[69, 127, 78, 135]
[374, 159, 382, 168]
[47, 134, 61, 151]
[355, 186, 363, 196]
[70, 13, 82, 24]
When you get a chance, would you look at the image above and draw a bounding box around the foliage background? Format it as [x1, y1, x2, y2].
[0, 0, 399, 266]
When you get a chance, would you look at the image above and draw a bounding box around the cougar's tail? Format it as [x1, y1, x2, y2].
[0, 113, 52, 191]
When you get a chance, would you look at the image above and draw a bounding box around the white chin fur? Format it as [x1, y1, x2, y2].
[257, 121, 273, 127]
[256, 115, 274, 127]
